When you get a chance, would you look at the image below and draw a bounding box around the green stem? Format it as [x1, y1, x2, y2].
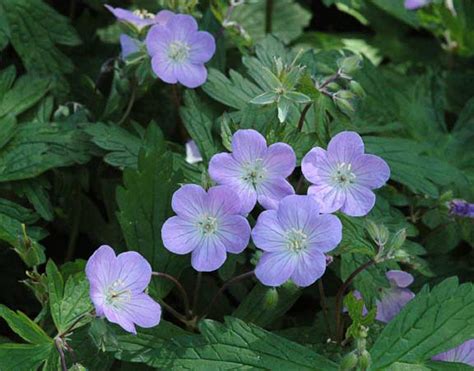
[192, 272, 202, 315]
[55, 338, 68, 371]
[318, 279, 332, 338]
[152, 272, 191, 320]
[117, 84, 136, 125]
[297, 102, 312, 132]
[65, 191, 81, 262]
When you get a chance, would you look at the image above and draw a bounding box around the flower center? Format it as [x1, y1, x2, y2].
[106, 279, 131, 306]
[241, 159, 266, 188]
[286, 229, 308, 252]
[133, 9, 155, 20]
[197, 215, 218, 236]
[168, 41, 190, 63]
[331, 162, 356, 187]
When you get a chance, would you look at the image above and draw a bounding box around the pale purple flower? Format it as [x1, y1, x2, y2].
[404, 0, 431, 10]
[161, 184, 251, 272]
[432, 340, 474, 366]
[185, 140, 202, 164]
[352, 270, 415, 323]
[209, 130, 296, 214]
[302, 131, 390, 217]
[252, 195, 342, 287]
[120, 34, 140, 59]
[145, 14, 216, 88]
[448, 199, 474, 218]
[105, 5, 174, 30]
[85, 245, 161, 334]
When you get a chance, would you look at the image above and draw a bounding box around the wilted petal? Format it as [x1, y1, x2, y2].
[341, 185, 376, 217]
[120, 34, 140, 59]
[161, 216, 200, 255]
[290, 249, 326, 287]
[255, 251, 297, 287]
[185, 140, 202, 164]
[251, 210, 287, 252]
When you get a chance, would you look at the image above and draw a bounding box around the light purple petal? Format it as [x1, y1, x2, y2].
[231, 129, 267, 163]
[119, 293, 161, 329]
[146, 25, 172, 57]
[277, 195, 320, 230]
[307, 184, 345, 214]
[257, 178, 295, 210]
[376, 288, 415, 323]
[233, 182, 258, 215]
[301, 147, 333, 185]
[327, 131, 364, 164]
[432, 340, 474, 366]
[171, 184, 207, 220]
[290, 249, 326, 287]
[404, 0, 431, 10]
[209, 153, 242, 185]
[151, 54, 177, 83]
[191, 237, 227, 272]
[103, 305, 136, 334]
[155, 10, 175, 25]
[162, 216, 200, 254]
[263, 143, 296, 178]
[185, 140, 202, 164]
[217, 215, 251, 254]
[189, 31, 216, 64]
[115, 251, 152, 294]
[341, 185, 376, 217]
[252, 210, 287, 252]
[167, 14, 198, 41]
[175, 63, 207, 88]
[352, 154, 390, 189]
[255, 251, 297, 287]
[386, 270, 414, 288]
[207, 186, 242, 216]
[104, 5, 153, 28]
[306, 214, 342, 253]
[86, 245, 117, 290]
[120, 34, 140, 59]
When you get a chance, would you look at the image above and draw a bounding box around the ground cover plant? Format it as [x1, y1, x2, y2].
[0, 0, 473, 369]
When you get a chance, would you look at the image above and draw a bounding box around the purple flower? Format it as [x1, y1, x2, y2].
[145, 14, 216, 88]
[404, 0, 431, 10]
[161, 184, 251, 272]
[209, 130, 296, 214]
[302, 131, 390, 217]
[85, 245, 161, 334]
[185, 140, 203, 164]
[252, 195, 342, 287]
[120, 34, 140, 59]
[448, 199, 474, 218]
[105, 5, 174, 30]
[432, 340, 474, 366]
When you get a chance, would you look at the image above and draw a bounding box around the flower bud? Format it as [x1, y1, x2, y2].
[264, 288, 279, 308]
[366, 220, 389, 247]
[389, 228, 406, 251]
[358, 350, 371, 369]
[338, 55, 362, 75]
[349, 80, 365, 97]
[339, 351, 358, 370]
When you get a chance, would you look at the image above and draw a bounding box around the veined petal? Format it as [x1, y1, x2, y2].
[376, 288, 415, 323]
[151, 54, 177, 83]
[171, 184, 207, 220]
[167, 14, 198, 41]
[302, 147, 333, 184]
[277, 195, 320, 230]
[209, 153, 242, 185]
[327, 131, 364, 164]
[191, 236, 227, 272]
[103, 306, 136, 334]
[207, 186, 242, 216]
[175, 63, 208, 89]
[352, 154, 390, 189]
[145, 25, 172, 56]
[290, 249, 326, 287]
[251, 210, 287, 252]
[255, 251, 297, 287]
[263, 143, 296, 178]
[119, 293, 161, 329]
[189, 31, 216, 63]
[386, 270, 413, 288]
[115, 251, 152, 294]
[307, 184, 345, 214]
[306, 214, 342, 253]
[231, 129, 267, 163]
[257, 178, 295, 210]
[341, 185, 376, 217]
[162, 216, 201, 255]
[217, 215, 251, 254]
[86, 245, 118, 290]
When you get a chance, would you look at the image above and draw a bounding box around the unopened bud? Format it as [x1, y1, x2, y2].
[366, 220, 389, 247]
[339, 352, 358, 370]
[358, 350, 371, 369]
[349, 80, 365, 97]
[389, 229, 406, 250]
[338, 55, 362, 75]
[264, 288, 279, 308]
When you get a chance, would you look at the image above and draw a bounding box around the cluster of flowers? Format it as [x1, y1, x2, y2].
[106, 6, 216, 88]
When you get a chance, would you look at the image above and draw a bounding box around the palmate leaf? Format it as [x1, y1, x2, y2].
[0, 0, 80, 76]
[370, 278, 474, 369]
[146, 317, 338, 370]
[116, 124, 188, 298]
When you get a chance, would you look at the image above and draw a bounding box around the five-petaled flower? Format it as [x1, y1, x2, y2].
[161, 184, 251, 272]
[209, 129, 296, 214]
[252, 195, 342, 287]
[105, 5, 174, 30]
[145, 14, 216, 88]
[432, 339, 474, 366]
[302, 131, 390, 217]
[86, 245, 161, 334]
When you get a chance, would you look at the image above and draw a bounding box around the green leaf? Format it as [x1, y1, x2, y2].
[233, 282, 301, 327]
[370, 278, 474, 369]
[116, 124, 187, 298]
[0, 343, 53, 371]
[0, 74, 52, 118]
[180, 90, 218, 162]
[46, 259, 64, 331]
[0, 66, 16, 101]
[85, 122, 142, 169]
[232, 0, 312, 43]
[146, 317, 338, 370]
[0, 305, 52, 344]
[1, 0, 80, 76]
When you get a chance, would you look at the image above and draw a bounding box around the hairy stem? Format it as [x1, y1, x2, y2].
[55, 338, 68, 371]
[200, 271, 255, 320]
[334, 259, 375, 343]
[152, 272, 191, 320]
